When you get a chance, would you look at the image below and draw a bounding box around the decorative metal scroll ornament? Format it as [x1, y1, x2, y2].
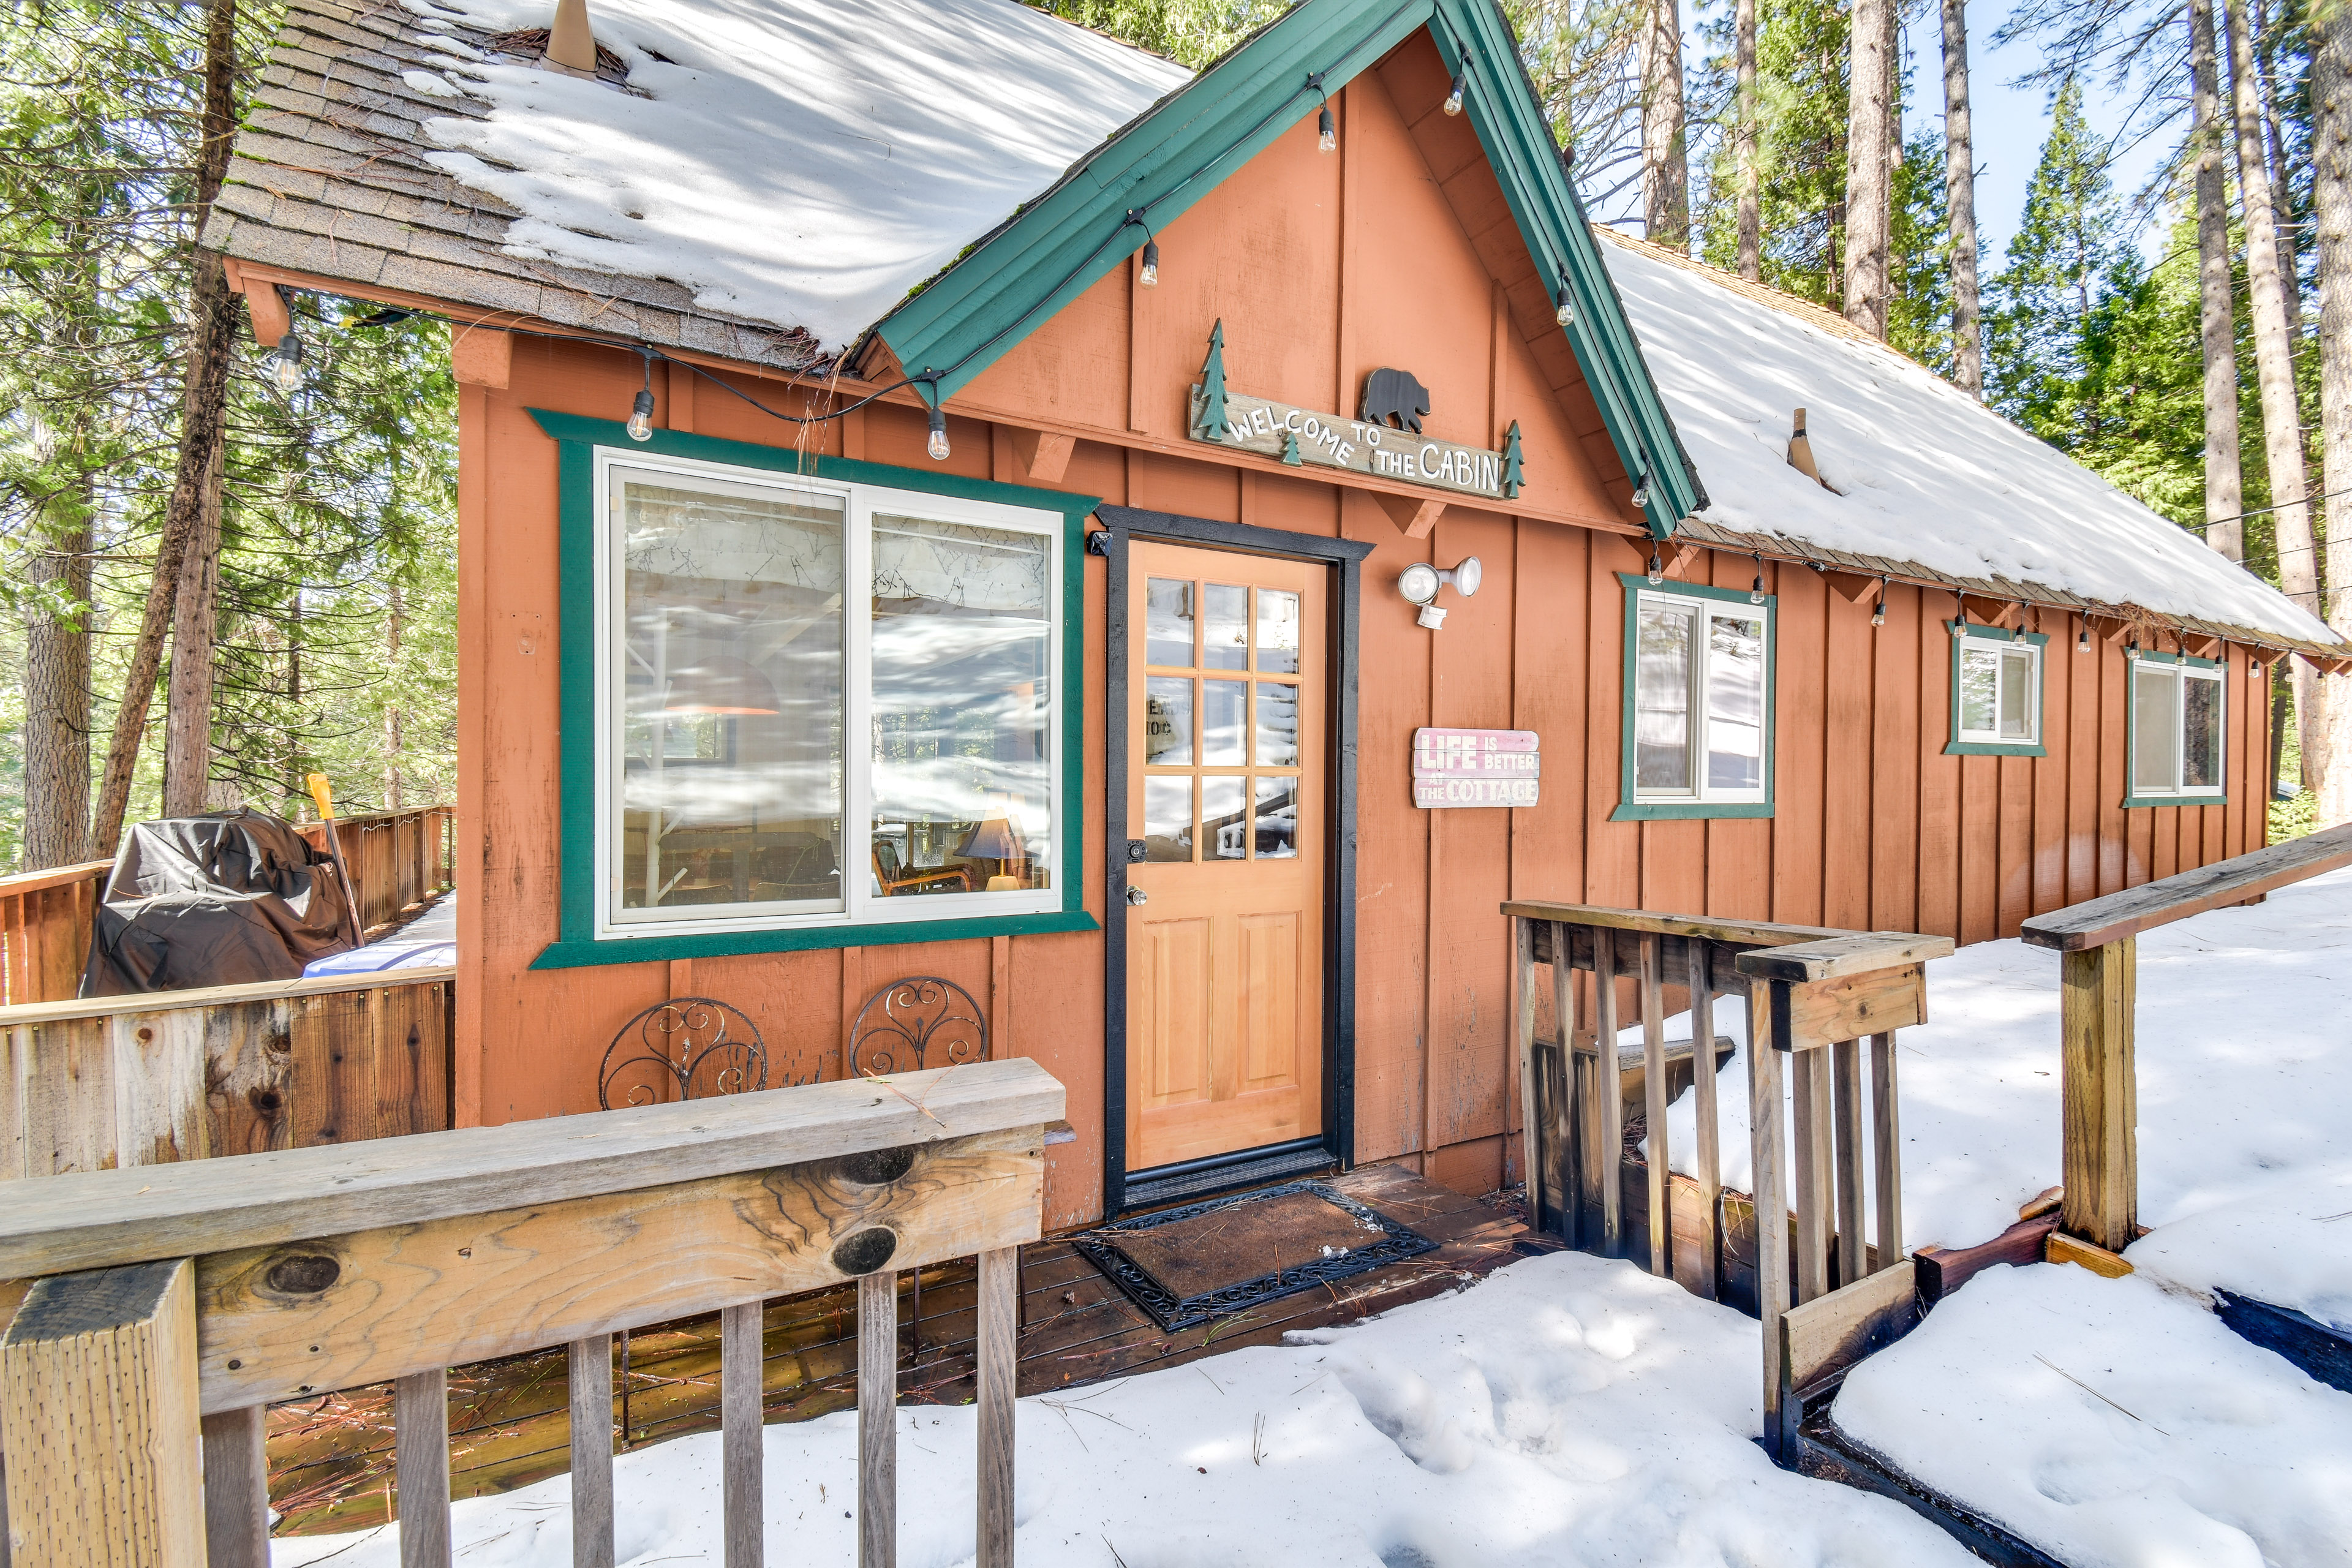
[598, 997, 771, 1110]
[848, 976, 990, 1076]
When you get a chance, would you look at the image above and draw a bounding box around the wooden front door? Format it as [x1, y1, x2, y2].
[1126, 541, 1326, 1171]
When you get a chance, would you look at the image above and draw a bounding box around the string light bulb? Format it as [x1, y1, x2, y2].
[273, 330, 304, 392]
[1749, 551, 1766, 605]
[1951, 605, 1968, 639]
[1444, 71, 1466, 115]
[927, 402, 951, 461]
[2078, 624, 2090, 654]
[1871, 576, 1887, 628]
[626, 351, 655, 440]
[1630, 472, 1651, 511]
[1318, 100, 1336, 153]
[1647, 548, 1663, 586]
[1139, 237, 1159, 288]
[1555, 269, 1576, 327]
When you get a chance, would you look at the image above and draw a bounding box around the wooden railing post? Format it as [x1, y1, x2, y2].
[721, 1301, 764, 1568]
[1686, 939, 1720, 1298]
[1591, 927, 1624, 1256]
[975, 1247, 1018, 1568]
[394, 1368, 452, 1568]
[1, 1259, 204, 1568]
[1744, 981, 1789, 1457]
[200, 1405, 270, 1568]
[568, 1335, 615, 1568]
[1637, 933, 1671, 1279]
[2059, 938, 2136, 1253]
[858, 1272, 897, 1568]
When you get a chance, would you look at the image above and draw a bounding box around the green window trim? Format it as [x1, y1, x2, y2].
[526, 409, 1100, 968]
[2120, 648, 2230, 810]
[1943, 621, 2050, 758]
[1609, 572, 1776, 822]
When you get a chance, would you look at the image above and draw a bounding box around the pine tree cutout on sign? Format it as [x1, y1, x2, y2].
[1281, 431, 1303, 465]
[1196, 319, 1232, 441]
[1501, 421, 1524, 497]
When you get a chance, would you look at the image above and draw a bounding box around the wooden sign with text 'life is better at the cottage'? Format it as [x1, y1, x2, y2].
[1412, 728, 1540, 808]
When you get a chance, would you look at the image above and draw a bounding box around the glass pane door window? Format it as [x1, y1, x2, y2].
[598, 455, 1062, 937]
[1629, 584, 1771, 809]
[2128, 657, 2226, 804]
[1140, 576, 1303, 862]
[1955, 636, 2042, 746]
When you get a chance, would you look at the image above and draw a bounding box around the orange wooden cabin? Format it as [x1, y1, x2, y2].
[209, 0, 2349, 1229]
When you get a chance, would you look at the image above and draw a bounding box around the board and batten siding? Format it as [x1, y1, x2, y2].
[449, 26, 2266, 1222]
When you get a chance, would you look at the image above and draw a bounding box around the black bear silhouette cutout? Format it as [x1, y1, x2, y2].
[1360, 368, 1431, 434]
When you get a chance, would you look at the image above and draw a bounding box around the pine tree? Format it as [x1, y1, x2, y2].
[1196, 319, 1232, 442]
[1986, 78, 2128, 443]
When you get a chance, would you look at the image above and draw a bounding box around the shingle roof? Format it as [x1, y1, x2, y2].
[203, 0, 824, 371]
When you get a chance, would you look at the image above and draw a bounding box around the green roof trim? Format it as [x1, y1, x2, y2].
[873, 0, 1703, 536]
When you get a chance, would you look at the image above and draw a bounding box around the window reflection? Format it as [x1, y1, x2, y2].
[1705, 613, 1763, 790]
[1147, 578, 1194, 666]
[1255, 682, 1299, 766]
[1202, 679, 1246, 765]
[870, 515, 1052, 897]
[1257, 589, 1299, 674]
[1144, 777, 1194, 861]
[1145, 677, 1193, 765]
[2183, 673, 2221, 789]
[1204, 776, 1246, 860]
[2132, 666, 2178, 794]
[620, 480, 845, 914]
[1635, 603, 1694, 790]
[1204, 584, 1248, 669]
[1253, 776, 1298, 858]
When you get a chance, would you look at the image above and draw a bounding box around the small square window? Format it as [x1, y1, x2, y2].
[1616, 578, 1774, 818]
[2125, 657, 2226, 805]
[1947, 627, 2046, 755]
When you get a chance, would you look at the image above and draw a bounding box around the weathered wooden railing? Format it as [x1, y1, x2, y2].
[0, 859, 110, 1007]
[1, 967, 453, 1179]
[294, 804, 457, 937]
[0, 1058, 1057, 1568]
[1507, 902, 1949, 1462]
[2020, 820, 2352, 1256]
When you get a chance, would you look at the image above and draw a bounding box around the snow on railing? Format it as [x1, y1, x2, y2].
[1504, 902, 1949, 1462]
[0, 1059, 1061, 1568]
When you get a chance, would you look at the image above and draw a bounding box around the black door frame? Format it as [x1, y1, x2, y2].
[1097, 503, 1373, 1215]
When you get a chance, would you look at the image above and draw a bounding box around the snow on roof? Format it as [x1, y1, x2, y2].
[1596, 232, 2336, 647]
[394, 0, 1190, 352]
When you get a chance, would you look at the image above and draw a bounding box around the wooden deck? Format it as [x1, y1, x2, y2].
[269, 1163, 1549, 1533]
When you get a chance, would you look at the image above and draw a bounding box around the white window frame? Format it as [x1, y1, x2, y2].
[592, 447, 1065, 941]
[1629, 582, 1774, 809]
[2125, 653, 2227, 805]
[1951, 627, 2045, 752]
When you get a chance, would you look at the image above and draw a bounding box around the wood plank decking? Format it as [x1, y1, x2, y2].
[268, 1163, 1550, 1534]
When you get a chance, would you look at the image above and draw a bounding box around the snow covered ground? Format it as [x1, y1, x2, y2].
[275, 1251, 1973, 1568]
[1836, 1261, 2352, 1568]
[1645, 864, 2352, 1320]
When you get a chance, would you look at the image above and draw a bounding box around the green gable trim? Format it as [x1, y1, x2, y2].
[525, 409, 1099, 970]
[1608, 573, 1776, 822]
[1942, 620, 2049, 758]
[873, 0, 1702, 537]
[2119, 648, 2229, 810]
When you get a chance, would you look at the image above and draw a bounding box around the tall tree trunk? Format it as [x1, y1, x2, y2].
[1845, 0, 1895, 337]
[2223, 0, 2320, 784]
[1640, 0, 1689, 249]
[22, 475, 92, 869]
[1735, 0, 1761, 279]
[1938, 0, 1975, 394]
[383, 581, 405, 811]
[2253, 0, 2303, 333]
[161, 443, 223, 816]
[93, 0, 239, 856]
[2192, 0, 2247, 563]
[2313, 3, 2352, 826]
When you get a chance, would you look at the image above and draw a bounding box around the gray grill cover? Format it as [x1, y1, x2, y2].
[79, 809, 355, 997]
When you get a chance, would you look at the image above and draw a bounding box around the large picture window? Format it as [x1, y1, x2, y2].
[1613, 575, 1773, 820]
[2124, 653, 2226, 807]
[1945, 624, 2047, 756]
[583, 443, 1076, 947]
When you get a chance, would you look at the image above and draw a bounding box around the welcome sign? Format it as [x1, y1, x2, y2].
[1190, 386, 1515, 501]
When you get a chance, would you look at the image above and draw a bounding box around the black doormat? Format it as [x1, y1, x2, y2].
[1073, 1180, 1440, 1331]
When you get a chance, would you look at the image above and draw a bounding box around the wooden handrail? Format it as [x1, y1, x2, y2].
[0, 962, 457, 1030]
[1501, 900, 1858, 947]
[0, 1058, 1058, 1280]
[1735, 933, 1954, 983]
[1, 1056, 1057, 1568]
[2019, 820, 2352, 951]
[0, 858, 110, 897]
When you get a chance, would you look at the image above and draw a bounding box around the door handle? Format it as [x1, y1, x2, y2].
[1125, 884, 1149, 906]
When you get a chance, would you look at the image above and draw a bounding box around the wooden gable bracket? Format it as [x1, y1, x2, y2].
[1821, 570, 1882, 605]
[1664, 541, 1705, 577]
[1956, 595, 2023, 629]
[1011, 428, 1076, 486]
[2179, 631, 2223, 660]
[2084, 613, 2136, 645]
[1373, 491, 1447, 540]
